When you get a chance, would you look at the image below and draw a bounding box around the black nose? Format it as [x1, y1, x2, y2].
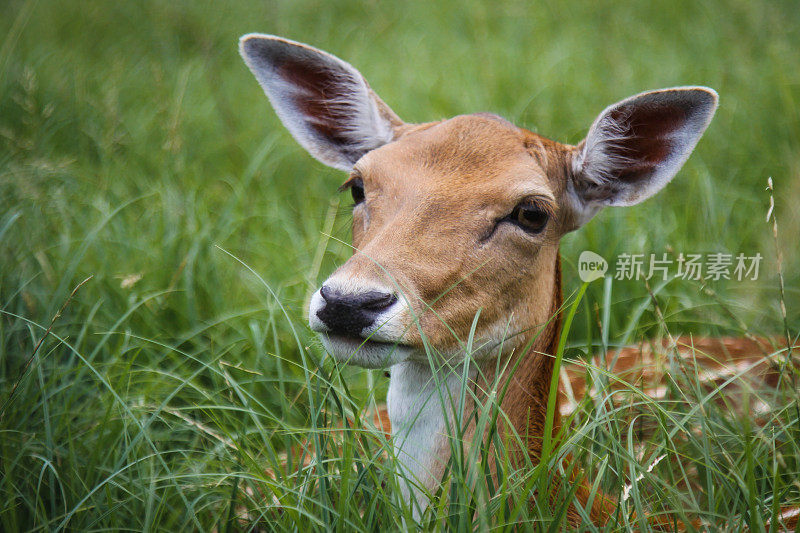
[316, 286, 397, 337]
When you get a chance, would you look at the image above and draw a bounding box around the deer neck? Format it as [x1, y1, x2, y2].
[488, 251, 563, 460]
[387, 251, 563, 512]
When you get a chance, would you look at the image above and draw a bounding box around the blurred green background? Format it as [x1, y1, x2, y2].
[1, 0, 799, 529]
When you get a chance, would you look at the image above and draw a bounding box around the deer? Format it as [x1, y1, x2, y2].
[239, 34, 727, 527]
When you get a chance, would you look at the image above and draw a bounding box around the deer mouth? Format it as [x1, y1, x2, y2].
[319, 331, 413, 368]
[325, 331, 410, 349]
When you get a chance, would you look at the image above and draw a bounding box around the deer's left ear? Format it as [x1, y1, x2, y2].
[568, 87, 718, 228]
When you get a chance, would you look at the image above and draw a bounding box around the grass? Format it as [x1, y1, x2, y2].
[1, 0, 799, 530]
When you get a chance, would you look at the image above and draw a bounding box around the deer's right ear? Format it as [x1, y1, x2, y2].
[239, 34, 404, 171]
[567, 87, 718, 229]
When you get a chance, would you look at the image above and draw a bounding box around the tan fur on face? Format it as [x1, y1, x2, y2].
[331, 114, 573, 353]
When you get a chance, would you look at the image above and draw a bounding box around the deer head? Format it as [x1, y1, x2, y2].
[240, 34, 717, 370]
[240, 34, 719, 523]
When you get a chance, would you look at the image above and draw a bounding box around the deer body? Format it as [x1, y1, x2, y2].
[240, 34, 718, 525]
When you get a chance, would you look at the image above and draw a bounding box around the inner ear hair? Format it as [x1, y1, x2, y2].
[239, 34, 404, 172]
[571, 86, 718, 212]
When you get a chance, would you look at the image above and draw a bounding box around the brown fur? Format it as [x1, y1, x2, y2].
[332, 114, 615, 525]
[336, 115, 574, 351]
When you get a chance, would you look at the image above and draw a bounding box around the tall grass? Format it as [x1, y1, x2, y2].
[1, 0, 799, 530]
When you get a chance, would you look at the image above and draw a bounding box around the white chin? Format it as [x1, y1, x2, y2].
[319, 334, 413, 369]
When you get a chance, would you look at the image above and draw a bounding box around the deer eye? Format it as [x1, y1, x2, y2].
[350, 178, 365, 205]
[509, 202, 549, 234]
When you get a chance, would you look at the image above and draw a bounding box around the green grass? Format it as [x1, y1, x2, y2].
[1, 0, 799, 530]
